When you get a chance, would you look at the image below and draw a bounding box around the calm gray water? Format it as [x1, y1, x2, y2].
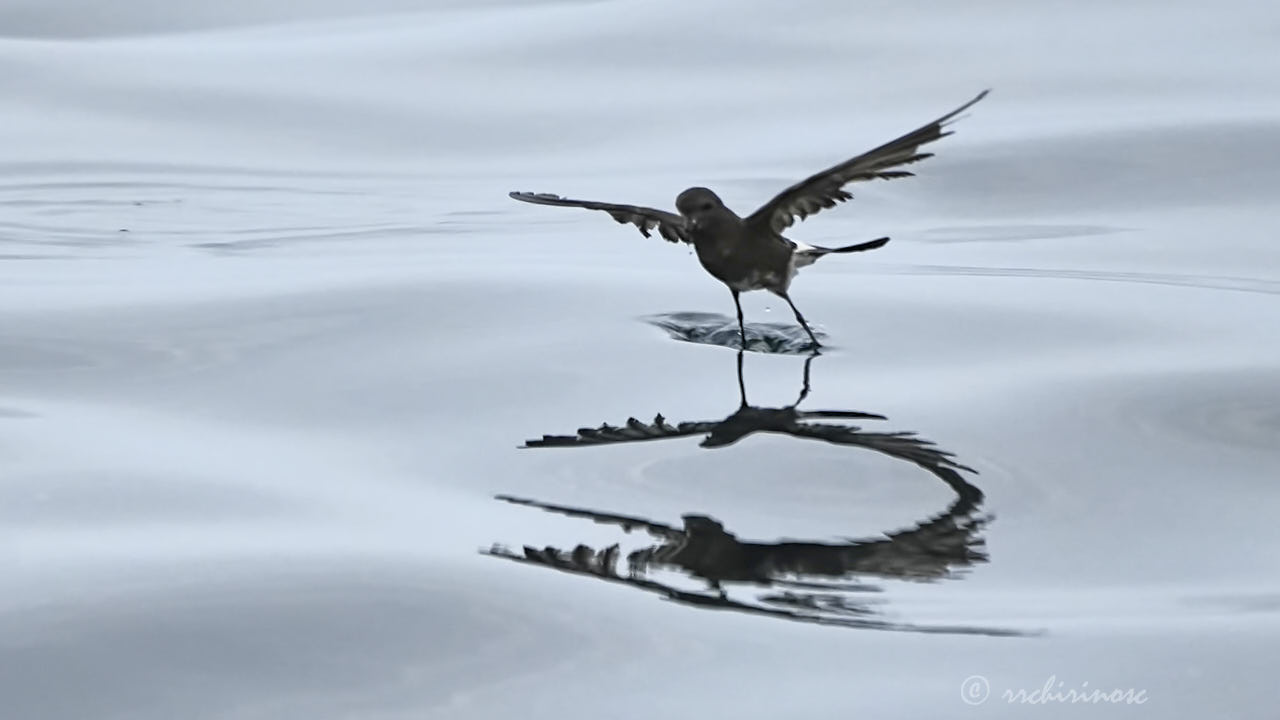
[3, 0, 1279, 717]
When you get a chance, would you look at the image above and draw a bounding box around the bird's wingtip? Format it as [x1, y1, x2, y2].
[962, 89, 991, 111]
[940, 89, 991, 126]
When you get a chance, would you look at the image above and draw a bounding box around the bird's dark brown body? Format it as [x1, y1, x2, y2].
[682, 206, 787, 293]
[510, 90, 988, 349]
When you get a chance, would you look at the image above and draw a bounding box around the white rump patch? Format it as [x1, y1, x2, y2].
[789, 248, 822, 278]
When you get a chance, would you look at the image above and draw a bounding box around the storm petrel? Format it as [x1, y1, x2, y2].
[510, 90, 988, 349]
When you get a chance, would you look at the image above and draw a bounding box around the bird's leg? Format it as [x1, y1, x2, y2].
[730, 289, 746, 349]
[793, 352, 816, 406]
[735, 349, 748, 409]
[780, 293, 821, 349]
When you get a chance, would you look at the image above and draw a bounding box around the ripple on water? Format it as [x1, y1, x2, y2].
[2, 472, 295, 526]
[0, 337, 103, 373]
[0, 162, 432, 256]
[920, 223, 1126, 244]
[1102, 368, 1280, 456]
[889, 264, 1280, 296]
[0, 305, 369, 396]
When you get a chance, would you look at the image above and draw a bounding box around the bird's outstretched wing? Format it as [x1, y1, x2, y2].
[509, 191, 691, 244]
[745, 90, 989, 235]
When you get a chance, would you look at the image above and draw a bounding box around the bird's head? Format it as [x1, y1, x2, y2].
[675, 187, 728, 231]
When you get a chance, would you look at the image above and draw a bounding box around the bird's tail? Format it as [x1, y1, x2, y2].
[816, 236, 890, 254]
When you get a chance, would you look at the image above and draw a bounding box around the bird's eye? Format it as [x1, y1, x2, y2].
[701, 202, 713, 211]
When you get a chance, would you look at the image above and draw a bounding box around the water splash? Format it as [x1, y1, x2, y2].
[645, 311, 821, 354]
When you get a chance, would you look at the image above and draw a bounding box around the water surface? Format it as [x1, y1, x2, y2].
[3, 0, 1279, 717]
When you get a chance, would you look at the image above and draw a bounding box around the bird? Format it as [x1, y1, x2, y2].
[509, 89, 988, 350]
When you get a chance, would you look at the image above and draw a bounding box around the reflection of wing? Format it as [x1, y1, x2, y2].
[522, 414, 718, 448]
[794, 499, 988, 581]
[700, 407, 890, 448]
[509, 192, 691, 244]
[629, 496, 987, 585]
[495, 495, 682, 539]
[790, 423, 980, 499]
[792, 425, 975, 473]
[732, 529, 986, 584]
[745, 90, 988, 235]
[482, 543, 1025, 637]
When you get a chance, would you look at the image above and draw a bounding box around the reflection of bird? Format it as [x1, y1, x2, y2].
[491, 351, 1024, 636]
[488, 487, 1006, 635]
[525, 350, 976, 480]
[510, 90, 988, 349]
